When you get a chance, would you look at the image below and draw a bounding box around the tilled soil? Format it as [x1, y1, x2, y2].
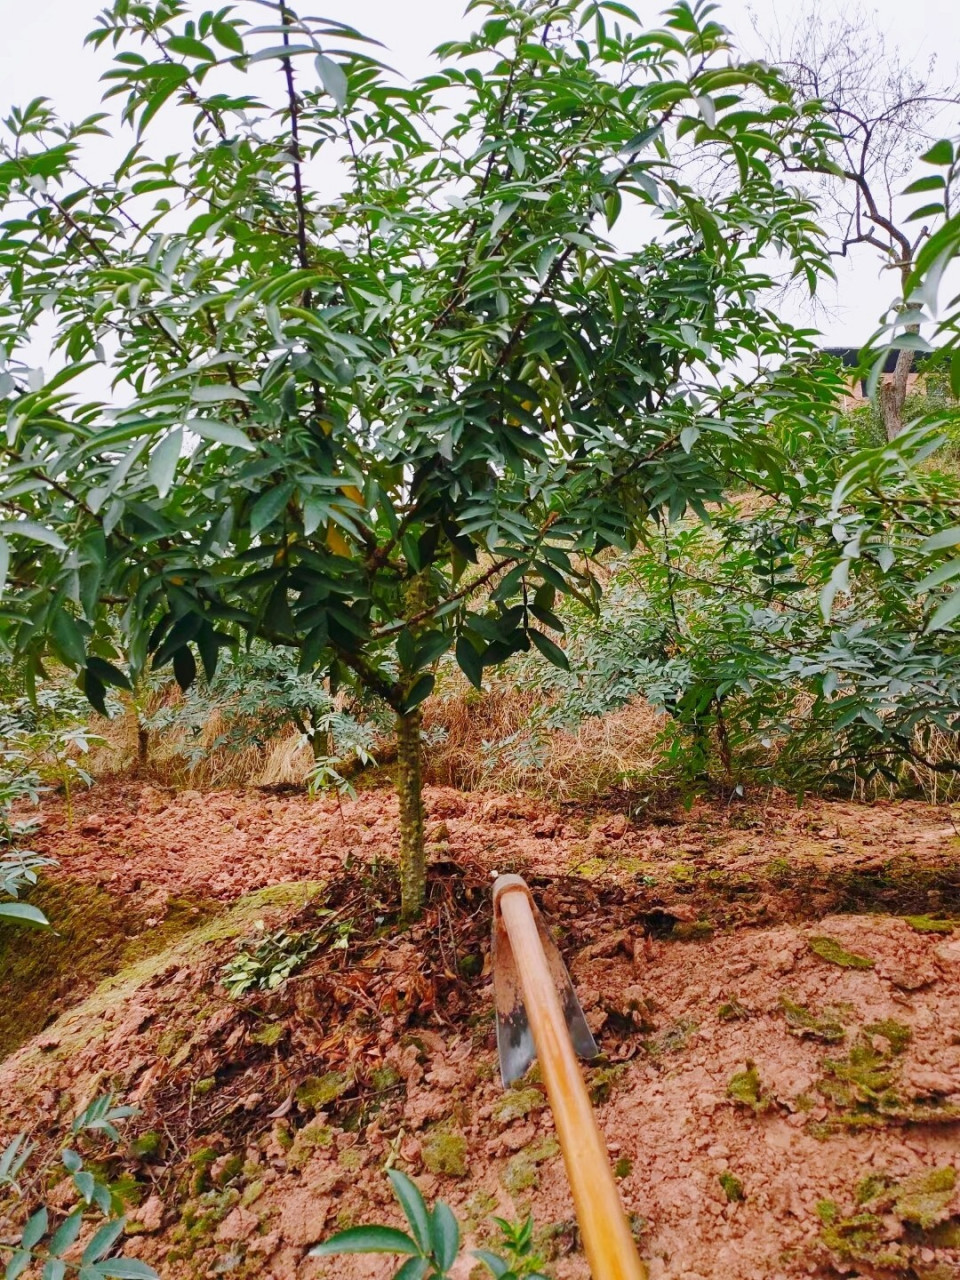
[2, 782, 960, 1279]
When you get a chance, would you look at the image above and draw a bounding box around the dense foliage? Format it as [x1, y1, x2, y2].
[0, 0, 844, 914]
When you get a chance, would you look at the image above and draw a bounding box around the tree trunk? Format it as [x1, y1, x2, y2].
[879, 343, 916, 441]
[395, 708, 426, 921]
[136, 723, 149, 771]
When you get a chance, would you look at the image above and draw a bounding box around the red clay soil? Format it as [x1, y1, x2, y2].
[2, 782, 960, 1280]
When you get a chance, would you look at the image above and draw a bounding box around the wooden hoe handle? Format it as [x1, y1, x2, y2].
[495, 882, 648, 1280]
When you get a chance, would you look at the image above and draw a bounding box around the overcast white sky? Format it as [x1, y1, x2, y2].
[1, 0, 959, 346]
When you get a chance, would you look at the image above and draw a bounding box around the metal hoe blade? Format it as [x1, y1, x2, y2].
[492, 874, 598, 1085]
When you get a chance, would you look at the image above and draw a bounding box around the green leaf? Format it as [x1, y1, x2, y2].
[393, 1260, 429, 1280]
[920, 526, 960, 553]
[6, 1250, 31, 1280]
[49, 1212, 83, 1259]
[951, 349, 960, 400]
[50, 608, 86, 667]
[172, 644, 197, 691]
[400, 673, 435, 714]
[250, 483, 295, 538]
[903, 174, 946, 195]
[187, 418, 255, 452]
[42, 1261, 66, 1280]
[191, 385, 250, 404]
[166, 36, 216, 61]
[0, 901, 48, 931]
[148, 428, 182, 498]
[926, 587, 960, 633]
[211, 21, 244, 55]
[471, 1250, 510, 1278]
[429, 1201, 459, 1272]
[308, 1226, 420, 1257]
[87, 657, 131, 691]
[921, 139, 954, 166]
[387, 1171, 432, 1253]
[528, 628, 569, 671]
[97, 1260, 159, 1280]
[0, 520, 66, 551]
[82, 1219, 126, 1264]
[315, 54, 348, 109]
[455, 635, 483, 690]
[21, 1207, 47, 1250]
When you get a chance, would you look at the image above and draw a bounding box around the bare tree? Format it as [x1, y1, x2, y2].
[759, 3, 960, 438]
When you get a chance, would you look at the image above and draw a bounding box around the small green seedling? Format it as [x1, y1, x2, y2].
[310, 1171, 548, 1279]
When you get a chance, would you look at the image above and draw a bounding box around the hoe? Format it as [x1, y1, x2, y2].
[492, 874, 647, 1280]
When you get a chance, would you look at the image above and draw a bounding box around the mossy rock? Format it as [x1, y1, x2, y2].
[894, 1166, 956, 1228]
[779, 997, 846, 1043]
[0, 879, 216, 1058]
[4, 880, 326, 1067]
[808, 936, 874, 969]
[286, 1120, 334, 1172]
[422, 1127, 468, 1177]
[492, 1086, 546, 1125]
[296, 1071, 352, 1112]
[863, 1019, 912, 1055]
[904, 915, 956, 935]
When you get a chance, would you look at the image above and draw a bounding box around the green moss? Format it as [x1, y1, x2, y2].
[894, 1166, 956, 1228]
[819, 1210, 885, 1262]
[492, 1086, 546, 1125]
[808, 936, 874, 969]
[240, 1180, 264, 1208]
[369, 1065, 401, 1092]
[501, 1137, 559, 1198]
[295, 1071, 352, 1112]
[816, 1200, 839, 1226]
[286, 1120, 333, 1172]
[718, 1171, 744, 1203]
[671, 920, 714, 941]
[215, 1155, 243, 1187]
[726, 1062, 771, 1113]
[614, 1157, 633, 1180]
[587, 1064, 627, 1105]
[188, 1148, 218, 1195]
[458, 954, 483, 978]
[338, 1149, 363, 1170]
[0, 879, 211, 1058]
[422, 1127, 468, 1177]
[779, 997, 846, 1043]
[856, 1174, 892, 1204]
[904, 915, 956, 934]
[7, 880, 326, 1068]
[462, 1190, 498, 1232]
[251, 1022, 285, 1047]
[130, 1131, 162, 1160]
[864, 1019, 912, 1055]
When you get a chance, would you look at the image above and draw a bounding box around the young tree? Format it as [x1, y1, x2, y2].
[0, 0, 834, 918]
[766, 3, 960, 439]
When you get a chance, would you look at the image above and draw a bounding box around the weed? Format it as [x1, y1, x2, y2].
[220, 927, 319, 997]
